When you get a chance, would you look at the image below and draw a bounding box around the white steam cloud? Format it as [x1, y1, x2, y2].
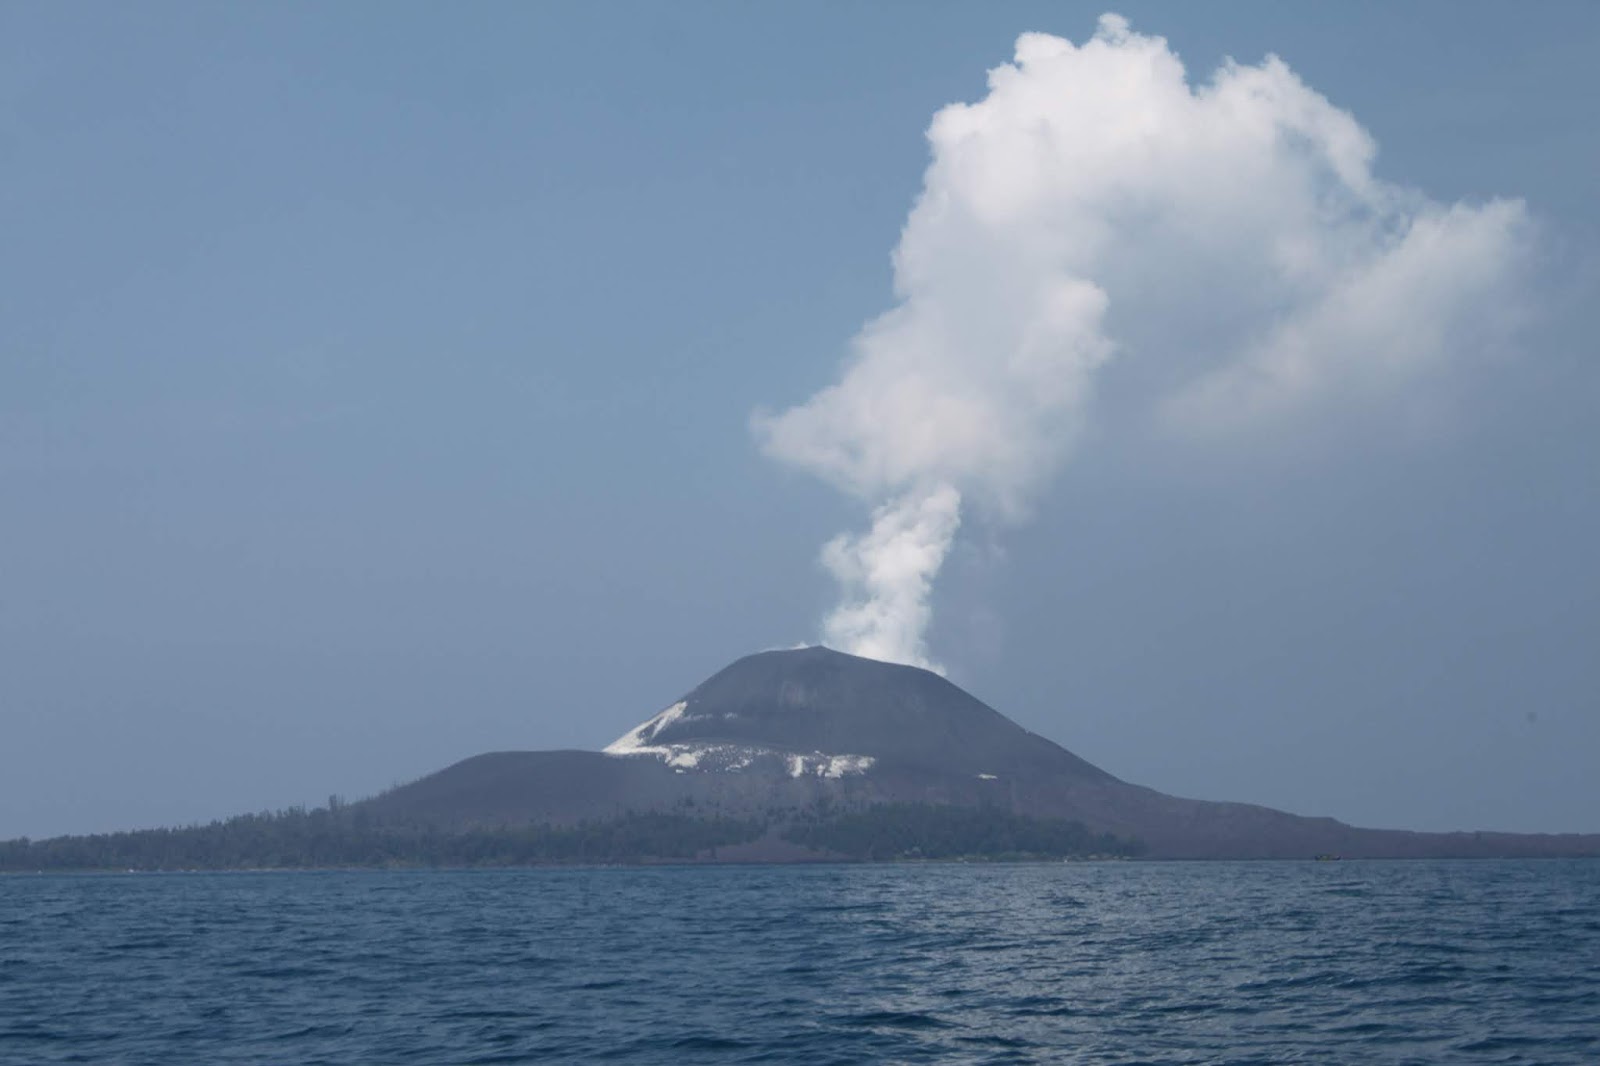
[755, 14, 1532, 670]
[819, 484, 962, 667]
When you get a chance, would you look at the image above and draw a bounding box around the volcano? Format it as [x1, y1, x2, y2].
[363, 647, 1600, 860]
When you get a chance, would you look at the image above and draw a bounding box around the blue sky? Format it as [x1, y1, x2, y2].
[3, 2, 1596, 839]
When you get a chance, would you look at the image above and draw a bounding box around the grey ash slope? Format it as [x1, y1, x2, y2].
[364, 646, 1600, 859]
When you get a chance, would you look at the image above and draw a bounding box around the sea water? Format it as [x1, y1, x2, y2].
[2, 860, 1596, 1064]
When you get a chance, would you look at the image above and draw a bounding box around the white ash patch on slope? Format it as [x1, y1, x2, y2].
[603, 703, 874, 777]
[786, 753, 877, 779]
[603, 701, 689, 755]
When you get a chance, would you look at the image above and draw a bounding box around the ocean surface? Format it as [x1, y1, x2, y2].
[2, 860, 1597, 1064]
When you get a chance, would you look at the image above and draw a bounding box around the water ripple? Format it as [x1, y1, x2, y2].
[1, 860, 1597, 1063]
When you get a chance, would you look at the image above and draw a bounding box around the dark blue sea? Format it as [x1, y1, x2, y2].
[3, 860, 1597, 1064]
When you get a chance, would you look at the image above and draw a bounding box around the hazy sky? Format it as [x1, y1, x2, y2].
[4, 2, 1596, 840]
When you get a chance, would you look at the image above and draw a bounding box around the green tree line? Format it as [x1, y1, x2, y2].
[0, 807, 765, 871]
[1, 802, 1143, 870]
[783, 803, 1143, 860]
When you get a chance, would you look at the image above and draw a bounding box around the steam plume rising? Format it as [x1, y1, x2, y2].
[756, 14, 1531, 668]
[819, 484, 962, 669]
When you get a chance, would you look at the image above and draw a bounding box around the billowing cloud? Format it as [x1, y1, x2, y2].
[755, 14, 1533, 670]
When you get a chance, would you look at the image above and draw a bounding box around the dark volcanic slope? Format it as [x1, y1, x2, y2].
[642, 646, 1115, 782]
[362, 751, 686, 827]
[364, 646, 1600, 859]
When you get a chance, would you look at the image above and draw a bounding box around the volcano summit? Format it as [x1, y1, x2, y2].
[604, 647, 1110, 785]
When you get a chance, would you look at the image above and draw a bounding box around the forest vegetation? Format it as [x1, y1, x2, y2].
[0, 801, 1141, 870]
